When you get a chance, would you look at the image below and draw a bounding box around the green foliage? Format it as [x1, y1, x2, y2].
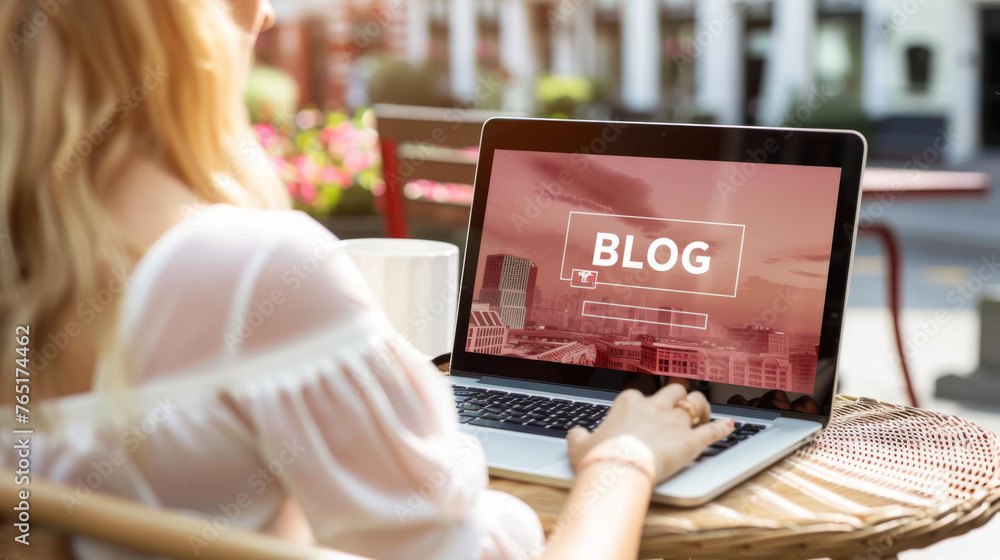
[781, 94, 877, 149]
[535, 75, 594, 118]
[367, 58, 455, 107]
[244, 65, 299, 127]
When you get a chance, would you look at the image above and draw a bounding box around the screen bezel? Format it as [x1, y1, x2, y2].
[450, 118, 867, 426]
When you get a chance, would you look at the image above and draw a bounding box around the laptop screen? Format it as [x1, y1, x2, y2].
[465, 149, 842, 397]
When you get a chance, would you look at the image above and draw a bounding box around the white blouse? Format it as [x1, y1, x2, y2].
[2, 205, 544, 559]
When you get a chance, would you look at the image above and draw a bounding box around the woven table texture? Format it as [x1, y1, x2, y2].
[489, 395, 1000, 560]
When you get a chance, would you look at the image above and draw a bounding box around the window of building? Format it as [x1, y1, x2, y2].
[905, 45, 932, 94]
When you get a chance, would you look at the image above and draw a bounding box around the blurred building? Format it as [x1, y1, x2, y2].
[527, 285, 544, 323]
[467, 306, 509, 354]
[530, 304, 572, 329]
[595, 338, 643, 370]
[790, 350, 819, 393]
[262, 0, 991, 162]
[478, 254, 533, 328]
[726, 325, 789, 355]
[626, 298, 657, 339]
[743, 354, 792, 389]
[531, 341, 592, 363]
[655, 305, 703, 339]
[635, 340, 794, 389]
[525, 263, 539, 317]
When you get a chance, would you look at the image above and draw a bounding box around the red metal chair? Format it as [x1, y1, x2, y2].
[373, 104, 519, 239]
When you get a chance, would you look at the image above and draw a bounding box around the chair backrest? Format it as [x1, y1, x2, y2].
[373, 103, 522, 238]
[875, 115, 948, 160]
[0, 471, 359, 560]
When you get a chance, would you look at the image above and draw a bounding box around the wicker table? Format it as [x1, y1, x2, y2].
[488, 396, 1000, 560]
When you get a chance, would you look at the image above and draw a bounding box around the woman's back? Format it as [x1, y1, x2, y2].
[2, 205, 542, 559]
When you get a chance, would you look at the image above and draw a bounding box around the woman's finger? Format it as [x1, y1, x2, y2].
[613, 388, 644, 406]
[682, 391, 712, 426]
[566, 425, 590, 447]
[650, 382, 687, 409]
[692, 418, 735, 448]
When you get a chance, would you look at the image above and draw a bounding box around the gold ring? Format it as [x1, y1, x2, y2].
[676, 399, 701, 426]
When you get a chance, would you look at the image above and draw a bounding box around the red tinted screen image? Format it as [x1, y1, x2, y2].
[468, 150, 842, 394]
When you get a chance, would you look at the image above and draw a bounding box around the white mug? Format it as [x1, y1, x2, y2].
[341, 238, 459, 358]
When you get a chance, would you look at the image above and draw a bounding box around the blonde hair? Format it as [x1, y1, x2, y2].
[0, 0, 289, 403]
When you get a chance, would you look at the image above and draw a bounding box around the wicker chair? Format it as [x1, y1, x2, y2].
[0, 472, 355, 560]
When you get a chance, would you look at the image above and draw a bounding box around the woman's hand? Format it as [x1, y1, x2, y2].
[567, 384, 735, 482]
[544, 385, 733, 560]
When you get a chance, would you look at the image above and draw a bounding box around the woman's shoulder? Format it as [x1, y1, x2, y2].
[115, 204, 371, 382]
[130, 204, 336, 290]
[174, 204, 330, 244]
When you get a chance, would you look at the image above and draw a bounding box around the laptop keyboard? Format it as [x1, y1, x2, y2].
[452, 385, 767, 459]
[453, 386, 609, 438]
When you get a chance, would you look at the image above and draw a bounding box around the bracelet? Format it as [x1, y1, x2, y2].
[574, 435, 657, 486]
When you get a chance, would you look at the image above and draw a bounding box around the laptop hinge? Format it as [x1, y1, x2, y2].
[710, 404, 782, 421]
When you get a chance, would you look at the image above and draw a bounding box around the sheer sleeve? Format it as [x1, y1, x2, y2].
[214, 210, 545, 559]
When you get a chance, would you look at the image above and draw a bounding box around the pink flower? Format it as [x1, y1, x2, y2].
[269, 155, 290, 174]
[357, 128, 380, 150]
[253, 123, 279, 151]
[317, 166, 350, 186]
[291, 155, 317, 181]
[299, 181, 317, 203]
[342, 149, 374, 174]
[320, 122, 357, 147]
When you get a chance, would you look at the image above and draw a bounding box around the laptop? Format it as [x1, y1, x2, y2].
[447, 118, 867, 506]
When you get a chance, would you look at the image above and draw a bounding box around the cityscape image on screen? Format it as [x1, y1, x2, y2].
[467, 149, 843, 394]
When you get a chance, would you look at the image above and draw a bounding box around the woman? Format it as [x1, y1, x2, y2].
[0, 1, 733, 558]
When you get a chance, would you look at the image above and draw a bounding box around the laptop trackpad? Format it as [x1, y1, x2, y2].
[474, 430, 568, 470]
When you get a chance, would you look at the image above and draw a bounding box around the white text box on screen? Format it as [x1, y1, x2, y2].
[559, 211, 746, 298]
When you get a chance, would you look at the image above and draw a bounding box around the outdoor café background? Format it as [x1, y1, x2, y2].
[248, 0, 987, 222]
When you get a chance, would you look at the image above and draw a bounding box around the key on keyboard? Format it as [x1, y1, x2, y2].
[453, 385, 607, 438]
[697, 421, 768, 459]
